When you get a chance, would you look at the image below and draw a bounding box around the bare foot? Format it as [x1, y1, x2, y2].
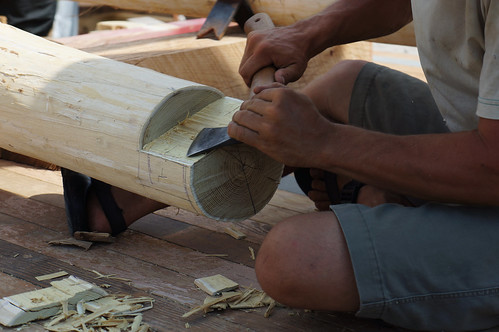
[357, 185, 415, 207]
[86, 186, 167, 233]
[307, 168, 414, 209]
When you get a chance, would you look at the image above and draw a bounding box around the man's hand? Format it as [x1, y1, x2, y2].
[228, 84, 334, 167]
[239, 26, 310, 86]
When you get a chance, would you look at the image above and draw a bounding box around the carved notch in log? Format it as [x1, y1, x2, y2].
[0, 24, 283, 221]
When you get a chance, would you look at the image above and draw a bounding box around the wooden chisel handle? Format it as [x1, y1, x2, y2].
[244, 13, 276, 98]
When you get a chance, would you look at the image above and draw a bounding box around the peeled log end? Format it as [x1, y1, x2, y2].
[191, 144, 283, 221]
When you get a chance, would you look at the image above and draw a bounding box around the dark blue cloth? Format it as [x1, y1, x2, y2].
[0, 0, 57, 36]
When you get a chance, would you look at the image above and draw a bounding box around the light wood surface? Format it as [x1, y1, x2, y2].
[75, 0, 415, 46]
[0, 23, 282, 221]
[60, 29, 371, 101]
[0, 158, 406, 331]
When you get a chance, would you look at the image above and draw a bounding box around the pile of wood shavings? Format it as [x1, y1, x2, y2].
[182, 287, 277, 319]
[44, 295, 154, 332]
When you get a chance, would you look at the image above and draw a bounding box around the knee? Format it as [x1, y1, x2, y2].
[302, 59, 368, 124]
[254, 212, 360, 311]
[255, 218, 300, 304]
[332, 59, 369, 73]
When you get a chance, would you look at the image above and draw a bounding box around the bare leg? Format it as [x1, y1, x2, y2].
[255, 211, 359, 311]
[299, 60, 411, 208]
[86, 187, 167, 233]
[301, 59, 368, 124]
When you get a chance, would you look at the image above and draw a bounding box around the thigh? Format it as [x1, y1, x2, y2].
[349, 62, 450, 135]
[333, 202, 499, 331]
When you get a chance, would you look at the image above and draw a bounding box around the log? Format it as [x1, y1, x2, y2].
[0, 23, 283, 221]
[59, 29, 372, 101]
[76, 0, 331, 26]
[76, 0, 416, 46]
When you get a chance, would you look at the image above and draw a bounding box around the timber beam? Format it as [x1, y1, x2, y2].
[76, 0, 416, 46]
[0, 23, 282, 221]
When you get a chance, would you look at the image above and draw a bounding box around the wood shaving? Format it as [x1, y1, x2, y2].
[224, 227, 246, 240]
[49, 237, 92, 251]
[184, 278, 278, 319]
[91, 270, 132, 283]
[74, 232, 116, 243]
[35, 271, 69, 281]
[44, 295, 154, 332]
[248, 247, 255, 260]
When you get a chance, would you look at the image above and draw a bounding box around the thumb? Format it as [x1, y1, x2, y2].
[275, 64, 306, 85]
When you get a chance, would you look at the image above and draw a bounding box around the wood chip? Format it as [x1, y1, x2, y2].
[0, 276, 107, 327]
[35, 271, 69, 281]
[185, 286, 278, 319]
[48, 237, 92, 250]
[194, 275, 239, 296]
[248, 246, 256, 260]
[224, 227, 246, 240]
[182, 292, 241, 318]
[74, 231, 116, 243]
[91, 270, 132, 283]
[264, 299, 276, 318]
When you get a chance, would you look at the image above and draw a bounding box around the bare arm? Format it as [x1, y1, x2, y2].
[239, 0, 412, 85]
[228, 86, 499, 206]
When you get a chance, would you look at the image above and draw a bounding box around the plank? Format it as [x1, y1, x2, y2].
[0, 273, 39, 298]
[0, 214, 398, 331]
[0, 161, 406, 331]
[56, 18, 207, 49]
[0, 238, 400, 331]
[0, 159, 62, 186]
[0, 239, 249, 331]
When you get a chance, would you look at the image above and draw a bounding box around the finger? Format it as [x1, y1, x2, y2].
[252, 82, 286, 95]
[275, 64, 306, 85]
[239, 54, 274, 87]
[239, 98, 270, 117]
[232, 109, 263, 132]
[227, 120, 259, 145]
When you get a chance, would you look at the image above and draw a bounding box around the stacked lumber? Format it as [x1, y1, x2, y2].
[74, 0, 416, 46]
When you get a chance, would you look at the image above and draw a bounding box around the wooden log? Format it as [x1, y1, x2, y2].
[60, 30, 372, 101]
[0, 23, 283, 221]
[75, 0, 415, 46]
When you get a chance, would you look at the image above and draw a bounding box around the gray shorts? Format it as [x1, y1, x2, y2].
[333, 63, 499, 331]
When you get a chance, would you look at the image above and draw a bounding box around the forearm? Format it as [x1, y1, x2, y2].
[298, 0, 413, 58]
[325, 124, 499, 206]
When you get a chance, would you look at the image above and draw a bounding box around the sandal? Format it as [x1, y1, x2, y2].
[61, 168, 127, 236]
[294, 168, 364, 204]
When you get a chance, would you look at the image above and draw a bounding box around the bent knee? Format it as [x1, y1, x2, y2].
[255, 212, 359, 311]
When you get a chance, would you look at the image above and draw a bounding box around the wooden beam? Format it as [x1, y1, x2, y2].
[75, 0, 333, 27]
[75, 0, 415, 46]
[0, 23, 283, 221]
[59, 30, 372, 101]
[54, 18, 207, 50]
